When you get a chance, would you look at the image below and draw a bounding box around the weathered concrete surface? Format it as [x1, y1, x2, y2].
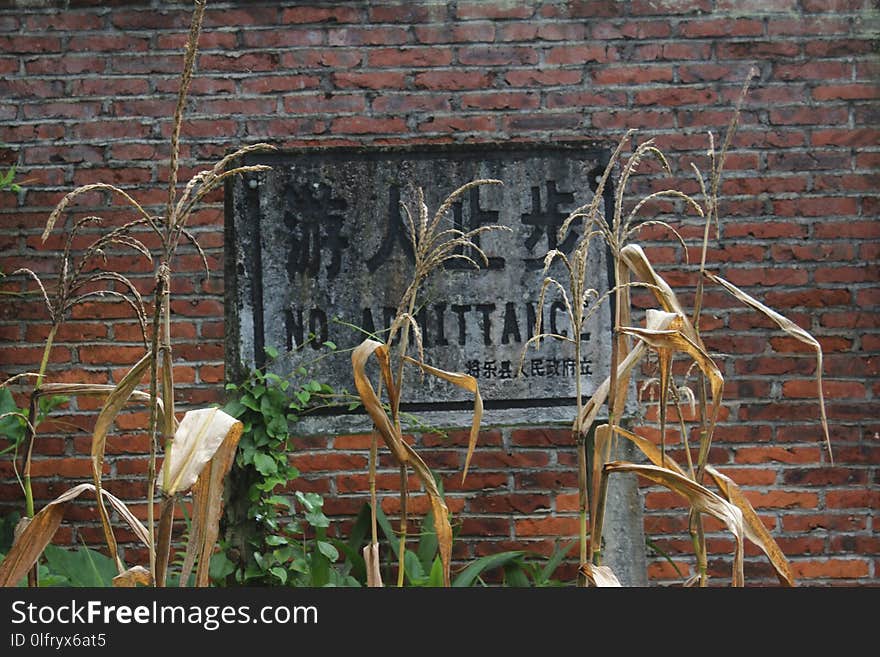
[227, 142, 617, 432]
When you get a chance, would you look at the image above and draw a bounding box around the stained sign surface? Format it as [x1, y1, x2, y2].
[226, 143, 614, 431]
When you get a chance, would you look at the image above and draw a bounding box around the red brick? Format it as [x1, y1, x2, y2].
[328, 26, 409, 47]
[791, 559, 869, 579]
[630, 0, 710, 15]
[592, 65, 675, 85]
[679, 18, 764, 38]
[813, 84, 880, 101]
[456, 2, 532, 19]
[333, 71, 408, 90]
[419, 115, 496, 133]
[634, 42, 712, 61]
[733, 446, 823, 464]
[459, 46, 539, 67]
[280, 6, 362, 24]
[717, 41, 800, 59]
[546, 45, 614, 65]
[368, 47, 453, 67]
[514, 517, 579, 537]
[504, 69, 582, 87]
[331, 117, 407, 135]
[774, 61, 852, 82]
[414, 23, 495, 44]
[826, 490, 880, 508]
[461, 92, 540, 111]
[414, 70, 492, 91]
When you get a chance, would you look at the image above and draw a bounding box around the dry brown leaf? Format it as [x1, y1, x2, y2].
[154, 496, 176, 588]
[89, 351, 152, 566]
[178, 419, 243, 587]
[363, 542, 383, 587]
[0, 483, 148, 587]
[403, 355, 483, 482]
[581, 562, 622, 587]
[611, 424, 687, 476]
[351, 338, 454, 586]
[590, 424, 613, 540]
[620, 244, 698, 341]
[617, 325, 724, 476]
[706, 465, 795, 587]
[113, 565, 153, 588]
[604, 461, 744, 586]
[159, 407, 242, 496]
[576, 310, 677, 432]
[705, 271, 831, 462]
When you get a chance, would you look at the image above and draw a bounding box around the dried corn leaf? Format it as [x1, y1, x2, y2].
[604, 461, 744, 586]
[590, 424, 613, 537]
[620, 244, 696, 338]
[581, 562, 622, 587]
[403, 355, 483, 482]
[178, 419, 243, 587]
[154, 496, 176, 587]
[618, 325, 724, 475]
[90, 351, 152, 569]
[363, 542, 383, 587]
[159, 407, 242, 496]
[611, 424, 687, 476]
[0, 483, 148, 587]
[113, 566, 153, 588]
[576, 310, 677, 432]
[705, 271, 831, 462]
[706, 465, 794, 587]
[351, 338, 454, 586]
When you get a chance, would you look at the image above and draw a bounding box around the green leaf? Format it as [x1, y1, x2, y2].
[264, 346, 279, 360]
[269, 566, 288, 585]
[253, 452, 278, 476]
[503, 562, 531, 587]
[222, 399, 246, 419]
[305, 511, 329, 528]
[452, 551, 526, 588]
[241, 395, 260, 412]
[538, 541, 576, 586]
[309, 552, 330, 587]
[42, 545, 117, 587]
[209, 551, 236, 584]
[265, 535, 289, 547]
[416, 510, 438, 572]
[374, 504, 400, 559]
[427, 556, 444, 587]
[0, 388, 24, 443]
[403, 549, 425, 585]
[316, 540, 339, 562]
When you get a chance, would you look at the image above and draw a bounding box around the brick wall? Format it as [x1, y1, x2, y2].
[0, 0, 877, 586]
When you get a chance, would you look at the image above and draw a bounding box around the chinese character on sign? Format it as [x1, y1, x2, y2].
[521, 180, 577, 270]
[445, 187, 505, 271]
[367, 184, 415, 272]
[284, 181, 349, 280]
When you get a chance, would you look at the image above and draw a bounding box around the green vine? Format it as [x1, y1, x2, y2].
[215, 346, 360, 587]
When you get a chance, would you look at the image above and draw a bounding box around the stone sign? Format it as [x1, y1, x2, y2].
[226, 143, 615, 432]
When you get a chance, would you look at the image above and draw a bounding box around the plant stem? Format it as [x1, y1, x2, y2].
[397, 464, 407, 588]
[369, 431, 378, 547]
[592, 467, 611, 567]
[146, 268, 166, 581]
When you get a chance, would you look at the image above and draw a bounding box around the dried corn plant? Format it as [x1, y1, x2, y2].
[1, 0, 269, 587]
[527, 68, 830, 587]
[351, 181, 508, 587]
